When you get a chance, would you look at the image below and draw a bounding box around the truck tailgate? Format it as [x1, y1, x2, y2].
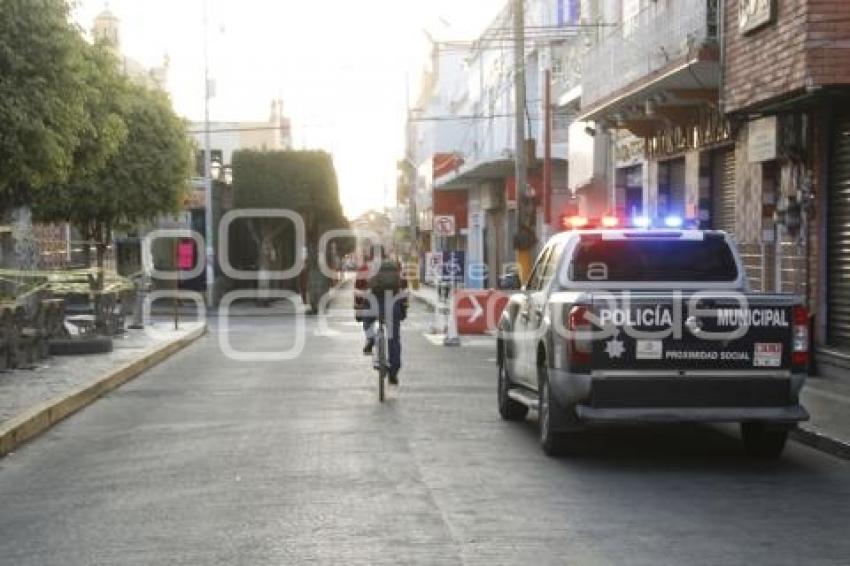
[590, 294, 797, 373]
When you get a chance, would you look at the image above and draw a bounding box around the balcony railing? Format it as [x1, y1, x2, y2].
[581, 0, 719, 110]
[552, 37, 587, 99]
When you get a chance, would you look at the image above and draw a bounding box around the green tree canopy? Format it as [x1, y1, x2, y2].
[232, 150, 348, 235]
[231, 150, 350, 273]
[34, 83, 192, 283]
[36, 83, 191, 230]
[0, 0, 90, 203]
[68, 42, 131, 182]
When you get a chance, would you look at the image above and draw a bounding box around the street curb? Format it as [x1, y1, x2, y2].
[149, 309, 308, 318]
[791, 426, 850, 461]
[0, 324, 207, 458]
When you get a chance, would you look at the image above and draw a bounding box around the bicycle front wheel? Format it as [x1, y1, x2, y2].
[377, 328, 387, 403]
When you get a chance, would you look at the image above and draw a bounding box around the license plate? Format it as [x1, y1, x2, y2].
[636, 340, 663, 360]
[754, 343, 782, 367]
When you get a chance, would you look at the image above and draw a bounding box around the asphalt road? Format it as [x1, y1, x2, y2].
[0, 298, 848, 565]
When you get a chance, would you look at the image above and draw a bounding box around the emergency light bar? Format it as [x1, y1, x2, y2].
[601, 230, 706, 241]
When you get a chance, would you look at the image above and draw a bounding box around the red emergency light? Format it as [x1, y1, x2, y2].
[559, 214, 622, 231]
[562, 215, 589, 229]
[600, 215, 620, 228]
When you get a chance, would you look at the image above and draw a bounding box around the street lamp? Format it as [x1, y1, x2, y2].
[210, 160, 221, 181]
[203, 0, 214, 307]
[210, 161, 232, 186]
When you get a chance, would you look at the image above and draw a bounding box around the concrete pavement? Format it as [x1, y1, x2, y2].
[795, 377, 850, 458]
[0, 299, 848, 565]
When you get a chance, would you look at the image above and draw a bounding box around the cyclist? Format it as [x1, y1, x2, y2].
[354, 245, 407, 384]
[354, 247, 378, 353]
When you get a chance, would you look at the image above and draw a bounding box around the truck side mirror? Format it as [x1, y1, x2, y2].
[500, 273, 522, 291]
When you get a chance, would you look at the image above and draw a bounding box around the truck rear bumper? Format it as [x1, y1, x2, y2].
[548, 368, 809, 425]
[574, 404, 809, 424]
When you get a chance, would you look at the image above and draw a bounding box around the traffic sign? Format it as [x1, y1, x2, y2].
[434, 215, 456, 237]
[425, 252, 443, 285]
[442, 251, 465, 283]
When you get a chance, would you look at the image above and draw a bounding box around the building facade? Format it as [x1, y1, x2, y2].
[188, 99, 293, 171]
[564, 0, 850, 376]
[92, 8, 169, 91]
[411, 0, 577, 289]
[574, 0, 729, 230]
[404, 0, 850, 373]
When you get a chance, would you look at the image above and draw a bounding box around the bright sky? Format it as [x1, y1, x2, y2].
[72, 0, 504, 218]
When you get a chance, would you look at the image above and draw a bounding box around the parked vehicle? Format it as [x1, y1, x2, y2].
[497, 227, 809, 459]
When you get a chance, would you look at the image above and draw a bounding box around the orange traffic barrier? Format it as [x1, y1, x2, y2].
[453, 290, 512, 335]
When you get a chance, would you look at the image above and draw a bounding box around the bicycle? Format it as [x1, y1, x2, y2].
[372, 318, 389, 402]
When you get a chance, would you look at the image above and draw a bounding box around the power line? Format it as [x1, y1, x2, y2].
[410, 113, 542, 123]
[187, 125, 297, 134]
[433, 23, 617, 49]
[190, 107, 549, 133]
[437, 41, 576, 52]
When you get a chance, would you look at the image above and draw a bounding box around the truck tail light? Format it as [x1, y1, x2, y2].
[792, 306, 809, 369]
[568, 305, 592, 368]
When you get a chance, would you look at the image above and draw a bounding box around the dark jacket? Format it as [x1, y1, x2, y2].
[354, 259, 408, 321]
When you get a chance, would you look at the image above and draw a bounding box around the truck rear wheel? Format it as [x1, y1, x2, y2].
[741, 422, 789, 460]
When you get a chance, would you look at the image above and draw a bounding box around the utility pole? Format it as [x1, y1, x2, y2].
[404, 72, 419, 282]
[543, 68, 552, 238]
[513, 0, 532, 282]
[203, 0, 215, 307]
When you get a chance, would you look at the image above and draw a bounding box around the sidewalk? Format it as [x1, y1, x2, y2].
[0, 322, 206, 456]
[794, 376, 850, 459]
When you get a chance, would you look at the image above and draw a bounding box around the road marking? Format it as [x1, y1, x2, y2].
[422, 333, 494, 348]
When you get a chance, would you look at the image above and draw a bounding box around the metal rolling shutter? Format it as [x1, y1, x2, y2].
[828, 112, 850, 350]
[713, 148, 737, 235]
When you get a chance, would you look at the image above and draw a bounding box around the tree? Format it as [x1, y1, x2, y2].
[231, 150, 350, 283]
[0, 0, 90, 204]
[35, 83, 193, 286]
[33, 41, 130, 268]
[67, 42, 131, 183]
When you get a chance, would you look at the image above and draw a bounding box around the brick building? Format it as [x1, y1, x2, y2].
[722, 0, 850, 376]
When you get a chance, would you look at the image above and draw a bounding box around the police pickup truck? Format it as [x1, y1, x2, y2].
[497, 228, 809, 458]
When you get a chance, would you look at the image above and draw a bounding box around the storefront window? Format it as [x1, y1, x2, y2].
[615, 165, 644, 219]
[658, 158, 686, 218]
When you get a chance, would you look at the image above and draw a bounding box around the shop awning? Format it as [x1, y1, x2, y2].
[435, 158, 516, 190]
[576, 55, 720, 126]
[435, 156, 567, 191]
